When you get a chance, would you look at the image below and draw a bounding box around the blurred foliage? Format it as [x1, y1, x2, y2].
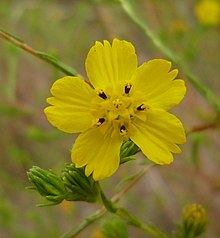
[101, 215, 129, 238]
[0, 0, 220, 237]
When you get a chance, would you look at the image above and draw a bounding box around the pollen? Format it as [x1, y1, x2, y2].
[120, 125, 127, 136]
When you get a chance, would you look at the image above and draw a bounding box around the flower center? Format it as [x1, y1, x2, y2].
[92, 83, 148, 139]
[113, 98, 123, 109]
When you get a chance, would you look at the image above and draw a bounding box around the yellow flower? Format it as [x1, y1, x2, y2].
[44, 39, 186, 181]
[195, 0, 220, 26]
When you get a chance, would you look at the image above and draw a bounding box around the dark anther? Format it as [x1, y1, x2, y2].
[125, 83, 132, 94]
[98, 118, 105, 124]
[120, 125, 126, 132]
[98, 91, 107, 99]
[137, 104, 146, 111]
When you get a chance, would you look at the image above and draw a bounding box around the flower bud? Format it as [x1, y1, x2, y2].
[27, 166, 67, 205]
[61, 164, 100, 203]
[181, 203, 207, 237]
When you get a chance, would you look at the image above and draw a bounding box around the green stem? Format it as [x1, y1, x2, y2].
[60, 165, 154, 238]
[60, 207, 106, 238]
[119, 0, 220, 114]
[100, 187, 117, 213]
[116, 207, 168, 238]
[100, 185, 168, 238]
[4, 44, 19, 100]
[0, 29, 78, 76]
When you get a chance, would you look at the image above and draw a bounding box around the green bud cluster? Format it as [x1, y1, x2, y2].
[27, 141, 139, 205]
[176, 203, 207, 238]
[61, 164, 100, 203]
[27, 166, 68, 205]
[120, 140, 139, 164]
[27, 164, 101, 205]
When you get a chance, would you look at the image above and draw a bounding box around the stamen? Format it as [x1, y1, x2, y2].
[96, 118, 105, 126]
[125, 83, 132, 94]
[98, 89, 107, 100]
[137, 104, 146, 111]
[120, 125, 127, 136]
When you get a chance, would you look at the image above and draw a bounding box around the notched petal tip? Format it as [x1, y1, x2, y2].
[141, 147, 174, 165]
[160, 156, 174, 165]
[86, 38, 138, 89]
[103, 39, 111, 47]
[46, 97, 55, 105]
[44, 76, 95, 134]
[44, 106, 51, 114]
[180, 129, 187, 144]
[147, 58, 172, 71]
[71, 129, 122, 181]
[49, 76, 75, 95]
[178, 79, 187, 96]
[169, 68, 179, 79]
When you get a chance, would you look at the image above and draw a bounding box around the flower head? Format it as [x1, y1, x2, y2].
[44, 39, 186, 181]
[181, 203, 207, 237]
[195, 0, 220, 26]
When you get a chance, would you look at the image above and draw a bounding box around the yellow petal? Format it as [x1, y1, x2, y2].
[44, 76, 96, 133]
[71, 128, 123, 181]
[86, 39, 137, 90]
[132, 59, 185, 110]
[148, 79, 186, 110]
[130, 109, 186, 164]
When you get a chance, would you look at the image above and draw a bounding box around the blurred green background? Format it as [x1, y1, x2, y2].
[0, 0, 220, 237]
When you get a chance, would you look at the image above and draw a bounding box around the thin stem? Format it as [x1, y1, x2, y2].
[99, 175, 168, 238]
[187, 121, 218, 135]
[0, 29, 78, 76]
[112, 164, 155, 203]
[116, 207, 168, 238]
[60, 207, 106, 238]
[5, 45, 19, 100]
[100, 188, 117, 213]
[60, 164, 154, 238]
[119, 0, 220, 114]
